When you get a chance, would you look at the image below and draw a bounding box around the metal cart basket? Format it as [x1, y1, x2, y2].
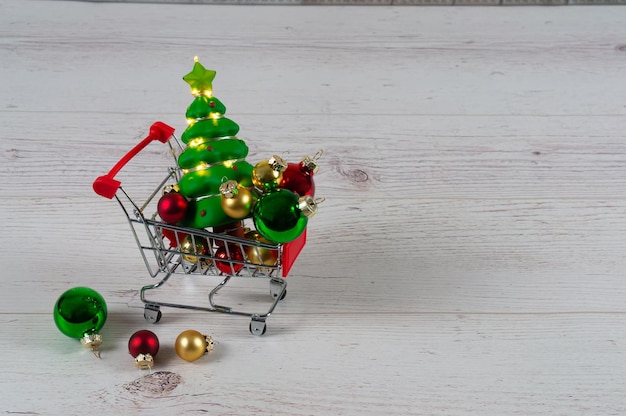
[93, 122, 306, 335]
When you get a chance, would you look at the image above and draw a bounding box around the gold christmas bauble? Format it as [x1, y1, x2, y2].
[174, 330, 214, 362]
[220, 181, 255, 219]
[244, 230, 279, 267]
[180, 235, 209, 264]
[251, 155, 287, 191]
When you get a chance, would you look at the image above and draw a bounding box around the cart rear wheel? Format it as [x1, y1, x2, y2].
[269, 279, 287, 300]
[270, 288, 287, 300]
[144, 305, 162, 324]
[249, 320, 267, 336]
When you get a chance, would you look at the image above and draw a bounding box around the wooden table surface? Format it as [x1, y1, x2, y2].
[2, 1, 626, 414]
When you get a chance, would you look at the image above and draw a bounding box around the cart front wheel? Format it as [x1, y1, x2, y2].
[249, 320, 267, 336]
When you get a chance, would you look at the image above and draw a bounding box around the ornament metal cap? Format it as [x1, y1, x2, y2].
[219, 180, 239, 198]
[134, 353, 155, 370]
[204, 335, 215, 353]
[81, 334, 103, 358]
[298, 195, 319, 218]
[302, 150, 323, 174]
[162, 184, 180, 195]
[268, 155, 287, 172]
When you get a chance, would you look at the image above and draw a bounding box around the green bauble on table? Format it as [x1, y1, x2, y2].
[53, 287, 108, 357]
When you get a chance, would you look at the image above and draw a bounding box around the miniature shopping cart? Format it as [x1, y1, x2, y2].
[93, 122, 306, 335]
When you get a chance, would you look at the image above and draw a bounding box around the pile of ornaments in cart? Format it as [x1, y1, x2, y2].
[157, 58, 322, 274]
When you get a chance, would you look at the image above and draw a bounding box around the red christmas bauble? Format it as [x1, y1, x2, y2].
[212, 221, 245, 247]
[128, 329, 160, 357]
[215, 245, 245, 274]
[159, 227, 188, 248]
[158, 192, 188, 224]
[280, 162, 315, 197]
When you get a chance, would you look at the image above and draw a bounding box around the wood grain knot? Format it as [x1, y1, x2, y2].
[616, 44, 626, 52]
[121, 371, 183, 397]
[5, 149, 20, 160]
[344, 168, 369, 183]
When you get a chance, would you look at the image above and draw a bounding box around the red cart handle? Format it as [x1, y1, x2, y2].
[93, 121, 176, 199]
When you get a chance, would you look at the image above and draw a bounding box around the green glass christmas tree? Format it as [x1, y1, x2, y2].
[177, 58, 254, 229]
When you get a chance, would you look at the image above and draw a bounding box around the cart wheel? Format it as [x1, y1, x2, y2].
[269, 280, 287, 300]
[249, 320, 267, 336]
[270, 288, 287, 301]
[144, 305, 162, 324]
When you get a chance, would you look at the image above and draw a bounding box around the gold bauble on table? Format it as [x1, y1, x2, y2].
[175, 330, 214, 362]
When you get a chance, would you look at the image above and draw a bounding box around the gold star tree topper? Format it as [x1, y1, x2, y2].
[183, 57, 216, 97]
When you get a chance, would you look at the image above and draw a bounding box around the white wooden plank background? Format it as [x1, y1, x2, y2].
[2, 1, 626, 414]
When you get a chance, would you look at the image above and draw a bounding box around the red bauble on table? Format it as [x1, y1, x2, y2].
[215, 245, 245, 274]
[157, 192, 188, 224]
[128, 329, 160, 369]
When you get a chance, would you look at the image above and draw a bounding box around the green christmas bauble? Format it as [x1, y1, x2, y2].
[253, 189, 308, 243]
[53, 287, 107, 339]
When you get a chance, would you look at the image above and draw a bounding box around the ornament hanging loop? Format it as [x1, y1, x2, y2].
[81, 334, 103, 359]
[312, 149, 324, 161]
[302, 151, 323, 174]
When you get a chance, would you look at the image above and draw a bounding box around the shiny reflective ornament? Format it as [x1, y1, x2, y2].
[180, 235, 210, 264]
[128, 330, 160, 370]
[280, 151, 322, 197]
[158, 191, 188, 224]
[215, 245, 245, 274]
[175, 330, 214, 362]
[253, 189, 318, 243]
[244, 230, 278, 268]
[220, 180, 255, 219]
[251, 155, 287, 191]
[53, 287, 108, 358]
[159, 227, 188, 248]
[212, 221, 245, 247]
